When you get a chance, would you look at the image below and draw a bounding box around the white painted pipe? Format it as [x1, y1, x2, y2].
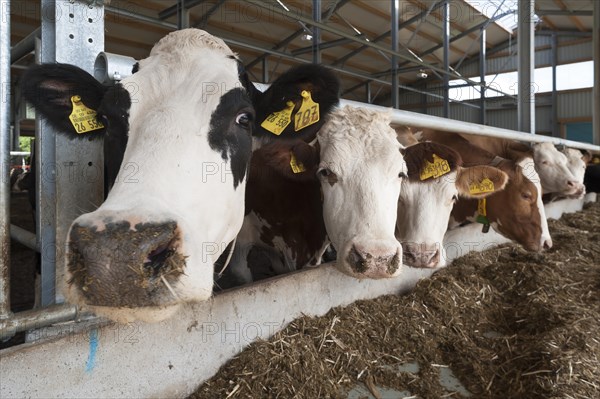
[93, 52, 137, 84]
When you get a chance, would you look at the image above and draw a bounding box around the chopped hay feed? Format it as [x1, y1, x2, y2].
[191, 201, 600, 399]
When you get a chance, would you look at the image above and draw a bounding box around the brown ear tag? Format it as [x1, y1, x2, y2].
[420, 154, 451, 180]
[294, 90, 320, 131]
[69, 95, 105, 134]
[469, 177, 495, 195]
[289, 152, 306, 174]
[261, 101, 295, 135]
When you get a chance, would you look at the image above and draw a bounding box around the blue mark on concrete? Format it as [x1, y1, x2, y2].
[85, 329, 99, 373]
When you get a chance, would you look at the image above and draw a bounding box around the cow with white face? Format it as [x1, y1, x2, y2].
[222, 106, 405, 286]
[562, 148, 591, 198]
[464, 135, 584, 197]
[395, 129, 508, 268]
[22, 29, 334, 322]
[318, 107, 405, 278]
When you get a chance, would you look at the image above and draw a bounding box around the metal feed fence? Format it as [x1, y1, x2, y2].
[1, 0, 600, 343]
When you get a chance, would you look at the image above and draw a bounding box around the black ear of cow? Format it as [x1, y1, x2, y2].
[21, 63, 108, 139]
[403, 142, 463, 182]
[258, 140, 320, 181]
[253, 64, 340, 143]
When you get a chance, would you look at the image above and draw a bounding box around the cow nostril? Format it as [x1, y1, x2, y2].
[567, 180, 575, 187]
[543, 240, 553, 250]
[144, 239, 177, 277]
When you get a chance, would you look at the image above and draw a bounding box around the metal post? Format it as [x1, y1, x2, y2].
[366, 82, 372, 104]
[551, 33, 559, 137]
[518, 0, 535, 133]
[39, 0, 105, 305]
[479, 27, 486, 125]
[262, 57, 269, 83]
[0, 0, 12, 319]
[594, 0, 600, 145]
[442, 0, 450, 118]
[312, 0, 321, 64]
[391, 0, 399, 109]
[177, 0, 190, 29]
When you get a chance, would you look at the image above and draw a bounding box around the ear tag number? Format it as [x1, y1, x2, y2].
[294, 90, 320, 132]
[69, 95, 104, 134]
[289, 152, 306, 174]
[419, 154, 450, 180]
[469, 177, 495, 195]
[261, 101, 295, 136]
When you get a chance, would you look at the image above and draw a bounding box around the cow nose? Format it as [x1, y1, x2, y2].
[567, 180, 576, 188]
[403, 245, 440, 268]
[543, 238, 553, 250]
[67, 220, 185, 307]
[346, 243, 401, 278]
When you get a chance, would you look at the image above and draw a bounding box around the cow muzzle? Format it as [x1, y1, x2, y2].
[402, 242, 442, 268]
[67, 218, 185, 308]
[342, 240, 402, 279]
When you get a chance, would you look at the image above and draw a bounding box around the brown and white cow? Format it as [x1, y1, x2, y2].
[417, 129, 552, 252]
[394, 127, 508, 268]
[463, 135, 584, 197]
[222, 106, 406, 286]
[21, 29, 339, 322]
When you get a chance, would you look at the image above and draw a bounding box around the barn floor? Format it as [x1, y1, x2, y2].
[191, 200, 600, 399]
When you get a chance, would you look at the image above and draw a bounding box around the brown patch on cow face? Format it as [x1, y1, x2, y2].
[403, 142, 462, 183]
[484, 164, 542, 251]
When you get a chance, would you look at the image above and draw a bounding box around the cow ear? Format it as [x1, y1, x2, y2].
[456, 165, 509, 198]
[258, 139, 319, 181]
[402, 142, 461, 182]
[252, 64, 340, 143]
[21, 63, 108, 138]
[580, 149, 592, 164]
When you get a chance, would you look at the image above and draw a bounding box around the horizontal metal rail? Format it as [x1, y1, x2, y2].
[0, 304, 77, 341]
[10, 224, 39, 252]
[10, 27, 40, 65]
[340, 99, 600, 153]
[9, 152, 30, 157]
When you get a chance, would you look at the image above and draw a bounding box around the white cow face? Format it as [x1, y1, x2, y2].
[23, 29, 254, 322]
[562, 148, 589, 197]
[397, 143, 508, 268]
[317, 106, 405, 279]
[533, 142, 583, 196]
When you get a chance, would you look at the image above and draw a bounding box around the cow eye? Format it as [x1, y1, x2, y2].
[398, 172, 407, 179]
[235, 112, 252, 128]
[522, 191, 533, 200]
[317, 168, 331, 178]
[452, 194, 458, 202]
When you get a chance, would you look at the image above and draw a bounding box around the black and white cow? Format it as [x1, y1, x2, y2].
[21, 29, 339, 322]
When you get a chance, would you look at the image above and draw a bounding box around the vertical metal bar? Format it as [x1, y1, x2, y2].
[594, 0, 600, 145]
[312, 0, 321, 64]
[0, 0, 12, 319]
[479, 27, 487, 125]
[551, 33, 559, 137]
[442, 0, 450, 118]
[391, 0, 399, 109]
[262, 57, 269, 83]
[39, 0, 105, 305]
[365, 82, 372, 104]
[177, 0, 190, 29]
[518, 0, 535, 133]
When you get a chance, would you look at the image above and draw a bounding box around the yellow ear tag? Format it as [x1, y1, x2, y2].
[469, 177, 495, 195]
[294, 90, 320, 132]
[261, 101, 295, 136]
[289, 151, 306, 174]
[419, 154, 451, 180]
[69, 95, 104, 134]
[477, 198, 487, 217]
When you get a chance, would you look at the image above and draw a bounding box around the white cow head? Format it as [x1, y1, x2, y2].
[23, 29, 255, 322]
[562, 148, 591, 198]
[397, 142, 508, 268]
[533, 142, 584, 196]
[317, 106, 405, 278]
